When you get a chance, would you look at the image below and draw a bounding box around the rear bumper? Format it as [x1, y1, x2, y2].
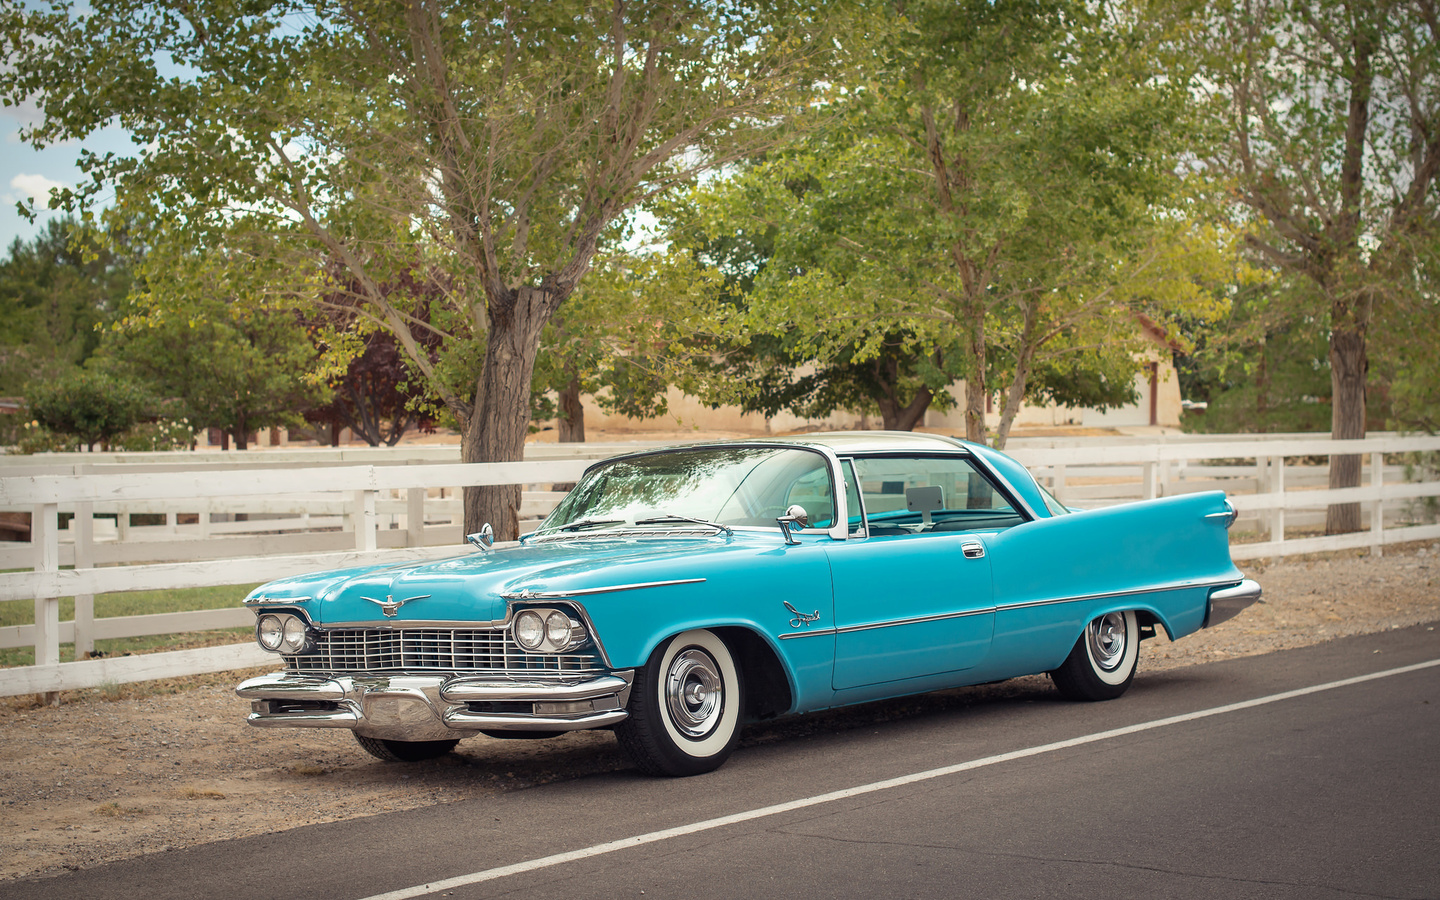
[236, 670, 634, 742]
[1204, 579, 1262, 628]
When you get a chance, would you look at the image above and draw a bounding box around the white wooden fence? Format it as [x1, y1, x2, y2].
[2, 433, 1439, 697]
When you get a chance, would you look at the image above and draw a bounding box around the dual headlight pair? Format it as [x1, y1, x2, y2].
[255, 613, 312, 654]
[511, 607, 586, 653]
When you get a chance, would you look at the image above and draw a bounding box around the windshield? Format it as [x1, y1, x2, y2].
[538, 446, 837, 535]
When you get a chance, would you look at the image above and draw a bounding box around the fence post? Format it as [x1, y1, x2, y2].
[354, 489, 378, 552]
[32, 502, 60, 706]
[1255, 455, 1271, 539]
[73, 500, 95, 659]
[407, 487, 426, 547]
[1273, 455, 1286, 547]
[1142, 460, 1157, 500]
[1052, 464, 1066, 504]
[1371, 450, 1384, 557]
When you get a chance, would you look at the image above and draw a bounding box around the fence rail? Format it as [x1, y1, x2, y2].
[3, 433, 1438, 697]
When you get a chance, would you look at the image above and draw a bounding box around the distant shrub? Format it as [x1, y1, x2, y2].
[113, 417, 199, 452]
[12, 419, 79, 454]
[25, 370, 152, 450]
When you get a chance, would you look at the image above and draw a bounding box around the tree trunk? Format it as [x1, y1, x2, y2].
[876, 389, 933, 431]
[962, 300, 988, 445]
[991, 300, 1041, 450]
[1326, 317, 1367, 534]
[558, 375, 585, 443]
[462, 289, 548, 541]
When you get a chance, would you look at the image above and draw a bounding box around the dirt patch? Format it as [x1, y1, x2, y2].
[2, 544, 1438, 883]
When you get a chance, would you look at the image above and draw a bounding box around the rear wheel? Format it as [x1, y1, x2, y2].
[1050, 610, 1139, 701]
[616, 629, 743, 777]
[353, 734, 459, 762]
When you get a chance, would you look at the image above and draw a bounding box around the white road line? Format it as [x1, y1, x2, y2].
[360, 658, 1440, 900]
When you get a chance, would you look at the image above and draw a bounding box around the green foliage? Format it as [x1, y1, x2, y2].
[11, 418, 79, 454]
[532, 249, 727, 437]
[0, 0, 862, 486]
[100, 295, 324, 449]
[24, 368, 153, 450]
[1372, 242, 1440, 434]
[662, 0, 1230, 442]
[111, 417, 199, 452]
[1197, 0, 1440, 447]
[0, 217, 133, 396]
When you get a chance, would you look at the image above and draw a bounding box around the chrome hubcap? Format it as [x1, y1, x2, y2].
[1087, 613, 1128, 671]
[665, 648, 723, 738]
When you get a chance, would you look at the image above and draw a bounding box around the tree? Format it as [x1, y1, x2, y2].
[533, 249, 724, 442]
[0, 217, 133, 395]
[101, 296, 324, 450]
[2, 0, 861, 538]
[304, 325, 436, 447]
[665, 0, 1229, 446]
[1199, 0, 1440, 532]
[25, 368, 151, 450]
[303, 269, 444, 447]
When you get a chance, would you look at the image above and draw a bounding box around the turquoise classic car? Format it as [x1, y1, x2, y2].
[236, 432, 1260, 776]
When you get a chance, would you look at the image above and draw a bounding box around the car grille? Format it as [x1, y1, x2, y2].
[282, 627, 604, 679]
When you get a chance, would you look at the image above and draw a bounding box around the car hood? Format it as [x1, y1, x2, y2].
[245, 534, 751, 626]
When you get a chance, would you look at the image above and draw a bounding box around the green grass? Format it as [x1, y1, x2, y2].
[1, 583, 260, 668]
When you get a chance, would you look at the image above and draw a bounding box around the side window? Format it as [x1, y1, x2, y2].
[782, 459, 836, 529]
[851, 456, 1024, 535]
[842, 459, 865, 536]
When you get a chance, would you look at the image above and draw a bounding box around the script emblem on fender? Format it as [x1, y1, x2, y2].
[784, 601, 820, 629]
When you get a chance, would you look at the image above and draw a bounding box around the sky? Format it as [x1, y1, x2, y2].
[1, 0, 162, 254]
[1, 93, 141, 252]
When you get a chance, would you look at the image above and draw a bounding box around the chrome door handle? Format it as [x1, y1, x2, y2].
[961, 540, 985, 559]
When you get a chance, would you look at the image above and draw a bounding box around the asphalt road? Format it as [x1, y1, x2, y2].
[8, 624, 1438, 900]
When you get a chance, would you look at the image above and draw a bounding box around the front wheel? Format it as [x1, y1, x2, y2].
[615, 629, 743, 777]
[1050, 610, 1139, 701]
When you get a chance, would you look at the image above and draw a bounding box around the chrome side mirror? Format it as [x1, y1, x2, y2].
[466, 523, 495, 551]
[776, 505, 808, 545]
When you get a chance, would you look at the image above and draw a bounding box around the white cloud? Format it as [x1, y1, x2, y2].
[2, 172, 73, 207]
[8, 172, 71, 202]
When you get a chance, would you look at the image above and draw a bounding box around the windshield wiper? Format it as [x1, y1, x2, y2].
[634, 514, 733, 535]
[549, 517, 626, 533]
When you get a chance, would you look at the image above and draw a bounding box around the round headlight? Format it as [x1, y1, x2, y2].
[281, 615, 308, 652]
[514, 609, 546, 651]
[256, 615, 284, 651]
[545, 611, 573, 649]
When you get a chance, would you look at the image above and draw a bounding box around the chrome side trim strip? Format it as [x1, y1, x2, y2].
[778, 628, 839, 641]
[776, 607, 994, 641]
[837, 607, 997, 635]
[777, 577, 1243, 642]
[501, 578, 705, 600]
[244, 596, 312, 606]
[997, 578, 1239, 613]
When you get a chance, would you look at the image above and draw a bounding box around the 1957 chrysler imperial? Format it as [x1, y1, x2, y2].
[237, 432, 1261, 776]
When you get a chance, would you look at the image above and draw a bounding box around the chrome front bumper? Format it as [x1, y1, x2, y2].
[236, 671, 634, 742]
[1205, 579, 1263, 628]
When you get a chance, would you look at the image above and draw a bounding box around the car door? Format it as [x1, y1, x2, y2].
[826, 455, 998, 691]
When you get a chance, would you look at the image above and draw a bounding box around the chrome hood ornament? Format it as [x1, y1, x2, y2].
[361, 594, 431, 618]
